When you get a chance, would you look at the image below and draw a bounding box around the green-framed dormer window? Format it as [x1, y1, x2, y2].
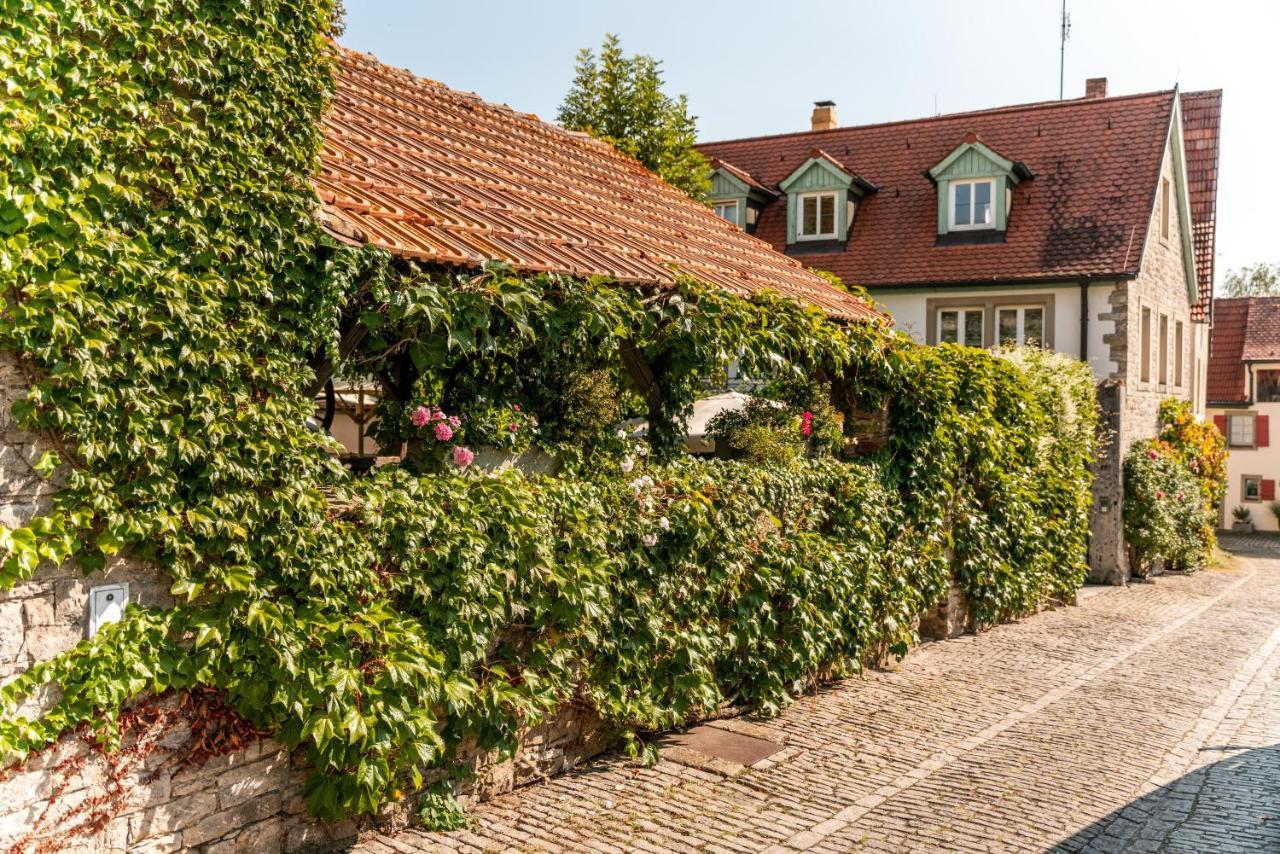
[708, 160, 776, 234]
[929, 134, 1032, 239]
[779, 149, 876, 246]
[713, 200, 739, 224]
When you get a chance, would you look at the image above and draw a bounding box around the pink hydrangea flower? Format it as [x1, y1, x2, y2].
[512, 403, 521, 412]
[448, 415, 461, 428]
[434, 422, 454, 442]
[1155, 491, 1165, 500]
[452, 446, 475, 468]
[410, 406, 430, 428]
[431, 408, 444, 421]
[641, 532, 659, 548]
[1176, 491, 1185, 501]
[509, 423, 519, 432]
[1148, 449, 1159, 460]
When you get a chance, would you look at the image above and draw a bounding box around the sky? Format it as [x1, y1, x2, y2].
[341, 0, 1280, 289]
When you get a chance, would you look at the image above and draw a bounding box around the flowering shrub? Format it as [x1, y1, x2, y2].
[706, 379, 845, 465]
[1124, 440, 1208, 572]
[1122, 400, 1224, 573]
[461, 400, 538, 454]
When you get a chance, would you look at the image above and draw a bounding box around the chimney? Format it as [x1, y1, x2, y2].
[1085, 77, 1108, 99]
[811, 100, 837, 131]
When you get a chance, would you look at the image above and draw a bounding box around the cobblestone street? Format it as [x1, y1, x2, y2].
[361, 536, 1280, 853]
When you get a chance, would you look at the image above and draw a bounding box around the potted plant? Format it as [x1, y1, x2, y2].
[1231, 505, 1255, 533]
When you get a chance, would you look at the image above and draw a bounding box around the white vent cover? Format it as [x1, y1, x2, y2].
[88, 583, 129, 637]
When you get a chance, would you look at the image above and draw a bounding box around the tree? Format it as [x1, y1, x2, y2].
[1220, 263, 1280, 297]
[558, 34, 711, 200]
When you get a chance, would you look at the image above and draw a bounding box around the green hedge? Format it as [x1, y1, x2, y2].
[0, 0, 1098, 823]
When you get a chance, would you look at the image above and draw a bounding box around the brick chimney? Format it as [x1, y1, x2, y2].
[1085, 77, 1108, 99]
[811, 100, 837, 131]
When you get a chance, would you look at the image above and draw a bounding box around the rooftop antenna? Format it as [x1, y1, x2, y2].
[1059, 0, 1071, 100]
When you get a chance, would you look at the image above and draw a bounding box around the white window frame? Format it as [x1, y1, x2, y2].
[948, 178, 997, 231]
[713, 199, 739, 226]
[796, 191, 839, 241]
[995, 305, 1047, 347]
[937, 307, 985, 348]
[1229, 414, 1256, 449]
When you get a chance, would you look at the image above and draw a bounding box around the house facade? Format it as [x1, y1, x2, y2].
[1207, 297, 1280, 531]
[698, 80, 1222, 583]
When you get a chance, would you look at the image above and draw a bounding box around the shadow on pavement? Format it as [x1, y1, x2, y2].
[1052, 744, 1280, 852]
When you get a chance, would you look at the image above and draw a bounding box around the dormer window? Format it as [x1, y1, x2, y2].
[708, 160, 777, 234]
[713, 200, 739, 223]
[797, 191, 838, 240]
[949, 179, 995, 230]
[929, 135, 1032, 242]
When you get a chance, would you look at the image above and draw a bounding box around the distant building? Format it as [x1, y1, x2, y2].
[1207, 297, 1280, 530]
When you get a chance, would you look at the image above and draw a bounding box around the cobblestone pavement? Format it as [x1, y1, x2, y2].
[361, 536, 1280, 853]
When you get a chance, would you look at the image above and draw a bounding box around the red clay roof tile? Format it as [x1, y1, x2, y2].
[317, 48, 880, 322]
[1180, 90, 1222, 321]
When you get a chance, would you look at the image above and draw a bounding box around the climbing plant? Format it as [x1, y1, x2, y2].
[0, 0, 1100, 831]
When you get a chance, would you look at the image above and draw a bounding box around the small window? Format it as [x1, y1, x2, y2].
[949, 179, 995, 230]
[713, 200, 739, 225]
[1229, 414, 1256, 448]
[1140, 307, 1152, 383]
[1158, 314, 1169, 384]
[1258, 370, 1280, 402]
[797, 192, 838, 240]
[1243, 475, 1262, 503]
[939, 308, 984, 347]
[996, 306, 1046, 347]
[1161, 177, 1171, 240]
[1174, 321, 1184, 387]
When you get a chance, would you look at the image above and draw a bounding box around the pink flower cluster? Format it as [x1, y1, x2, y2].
[800, 411, 814, 437]
[410, 405, 462, 441]
[452, 446, 475, 468]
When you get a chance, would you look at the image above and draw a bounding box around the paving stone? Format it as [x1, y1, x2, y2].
[359, 536, 1280, 853]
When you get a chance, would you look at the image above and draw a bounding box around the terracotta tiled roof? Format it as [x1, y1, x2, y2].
[697, 89, 1217, 293]
[1207, 297, 1280, 403]
[315, 48, 880, 322]
[710, 158, 774, 196]
[1180, 90, 1222, 321]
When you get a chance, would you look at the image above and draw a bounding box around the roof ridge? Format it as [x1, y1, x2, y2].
[698, 89, 1177, 148]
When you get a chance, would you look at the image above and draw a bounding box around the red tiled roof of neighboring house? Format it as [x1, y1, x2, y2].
[1207, 297, 1280, 403]
[314, 48, 880, 322]
[1180, 90, 1223, 321]
[697, 89, 1219, 294]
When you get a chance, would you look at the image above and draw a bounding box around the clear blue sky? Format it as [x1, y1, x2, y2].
[341, 0, 1278, 288]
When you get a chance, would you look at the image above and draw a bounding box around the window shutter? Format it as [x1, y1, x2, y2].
[1263, 479, 1276, 502]
[1258, 415, 1270, 448]
[1214, 415, 1227, 436]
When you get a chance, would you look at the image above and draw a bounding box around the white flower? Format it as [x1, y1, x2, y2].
[658, 516, 670, 531]
[637, 445, 650, 457]
[620, 456, 635, 473]
[616, 428, 629, 439]
[641, 532, 659, 548]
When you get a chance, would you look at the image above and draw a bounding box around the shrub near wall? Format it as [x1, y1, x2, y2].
[0, 0, 1100, 846]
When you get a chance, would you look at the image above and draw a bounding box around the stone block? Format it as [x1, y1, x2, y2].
[284, 818, 358, 853]
[21, 595, 55, 627]
[129, 832, 183, 854]
[217, 753, 290, 809]
[22, 622, 83, 664]
[128, 791, 218, 842]
[54, 578, 90, 624]
[0, 600, 26, 660]
[183, 792, 283, 848]
[204, 817, 285, 853]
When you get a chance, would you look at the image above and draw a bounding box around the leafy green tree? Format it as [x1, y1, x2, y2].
[558, 34, 711, 200]
[1221, 263, 1280, 297]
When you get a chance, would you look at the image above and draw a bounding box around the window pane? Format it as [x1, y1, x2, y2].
[1024, 307, 1044, 346]
[998, 309, 1018, 346]
[819, 194, 835, 234]
[964, 311, 983, 347]
[974, 181, 992, 225]
[1140, 308, 1151, 382]
[1231, 416, 1255, 447]
[940, 311, 959, 343]
[954, 183, 971, 225]
[802, 196, 817, 235]
[714, 202, 736, 223]
[1245, 477, 1261, 501]
[1259, 370, 1280, 402]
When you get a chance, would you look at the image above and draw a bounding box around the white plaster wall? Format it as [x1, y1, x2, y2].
[871, 282, 1118, 382]
[1211, 400, 1280, 532]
